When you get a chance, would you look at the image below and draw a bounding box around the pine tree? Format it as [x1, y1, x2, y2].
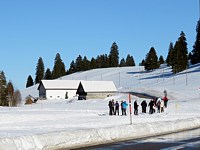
[119, 58, 126, 67]
[191, 20, 200, 64]
[139, 59, 145, 66]
[44, 68, 52, 80]
[90, 57, 97, 69]
[97, 54, 109, 68]
[102, 54, 109, 68]
[75, 55, 83, 72]
[82, 56, 90, 71]
[96, 54, 108, 68]
[159, 55, 165, 64]
[144, 47, 160, 71]
[68, 60, 76, 74]
[0, 71, 7, 106]
[109, 42, 119, 67]
[96, 55, 101, 68]
[166, 42, 174, 66]
[35, 57, 45, 84]
[26, 75, 34, 88]
[52, 53, 66, 79]
[96, 55, 102, 68]
[7, 81, 14, 107]
[125, 54, 135, 66]
[172, 31, 188, 73]
[188, 52, 193, 61]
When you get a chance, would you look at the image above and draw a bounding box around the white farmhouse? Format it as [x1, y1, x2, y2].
[38, 80, 80, 99]
[76, 81, 117, 100]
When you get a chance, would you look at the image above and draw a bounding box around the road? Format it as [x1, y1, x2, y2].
[72, 128, 200, 150]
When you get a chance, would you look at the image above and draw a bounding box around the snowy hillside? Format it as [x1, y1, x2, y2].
[1, 64, 200, 150]
[22, 63, 200, 101]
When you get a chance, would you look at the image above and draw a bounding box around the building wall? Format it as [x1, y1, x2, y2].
[46, 90, 77, 99]
[86, 92, 116, 100]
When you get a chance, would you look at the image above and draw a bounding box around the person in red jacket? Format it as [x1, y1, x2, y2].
[162, 96, 168, 108]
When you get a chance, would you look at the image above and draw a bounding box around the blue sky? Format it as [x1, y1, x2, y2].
[0, 0, 198, 90]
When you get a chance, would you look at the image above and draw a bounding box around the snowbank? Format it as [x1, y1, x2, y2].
[0, 117, 200, 150]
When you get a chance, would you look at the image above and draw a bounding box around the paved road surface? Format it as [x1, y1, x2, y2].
[74, 137, 200, 150]
[72, 128, 200, 150]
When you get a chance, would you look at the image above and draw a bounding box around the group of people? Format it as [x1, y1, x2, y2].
[134, 96, 169, 115]
[108, 96, 169, 116]
[108, 99, 128, 116]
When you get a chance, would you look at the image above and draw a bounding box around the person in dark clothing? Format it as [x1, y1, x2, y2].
[111, 99, 115, 115]
[148, 100, 154, 114]
[121, 100, 124, 115]
[108, 100, 112, 115]
[141, 100, 147, 113]
[134, 100, 139, 115]
[115, 101, 119, 115]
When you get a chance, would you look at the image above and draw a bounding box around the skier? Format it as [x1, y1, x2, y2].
[141, 100, 147, 113]
[134, 100, 139, 115]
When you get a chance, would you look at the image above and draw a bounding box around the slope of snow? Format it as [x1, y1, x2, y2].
[1, 64, 200, 150]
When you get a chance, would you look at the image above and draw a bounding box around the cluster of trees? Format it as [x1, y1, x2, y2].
[26, 19, 200, 88]
[166, 19, 200, 74]
[140, 47, 164, 71]
[67, 42, 135, 74]
[141, 19, 200, 73]
[26, 42, 136, 88]
[141, 31, 188, 73]
[0, 71, 22, 106]
[26, 53, 66, 87]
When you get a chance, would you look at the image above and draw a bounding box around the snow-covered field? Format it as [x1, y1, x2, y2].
[1, 64, 200, 150]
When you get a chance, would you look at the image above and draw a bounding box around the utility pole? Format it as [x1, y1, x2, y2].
[129, 93, 132, 125]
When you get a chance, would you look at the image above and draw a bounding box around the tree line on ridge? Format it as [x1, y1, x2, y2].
[26, 20, 200, 88]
